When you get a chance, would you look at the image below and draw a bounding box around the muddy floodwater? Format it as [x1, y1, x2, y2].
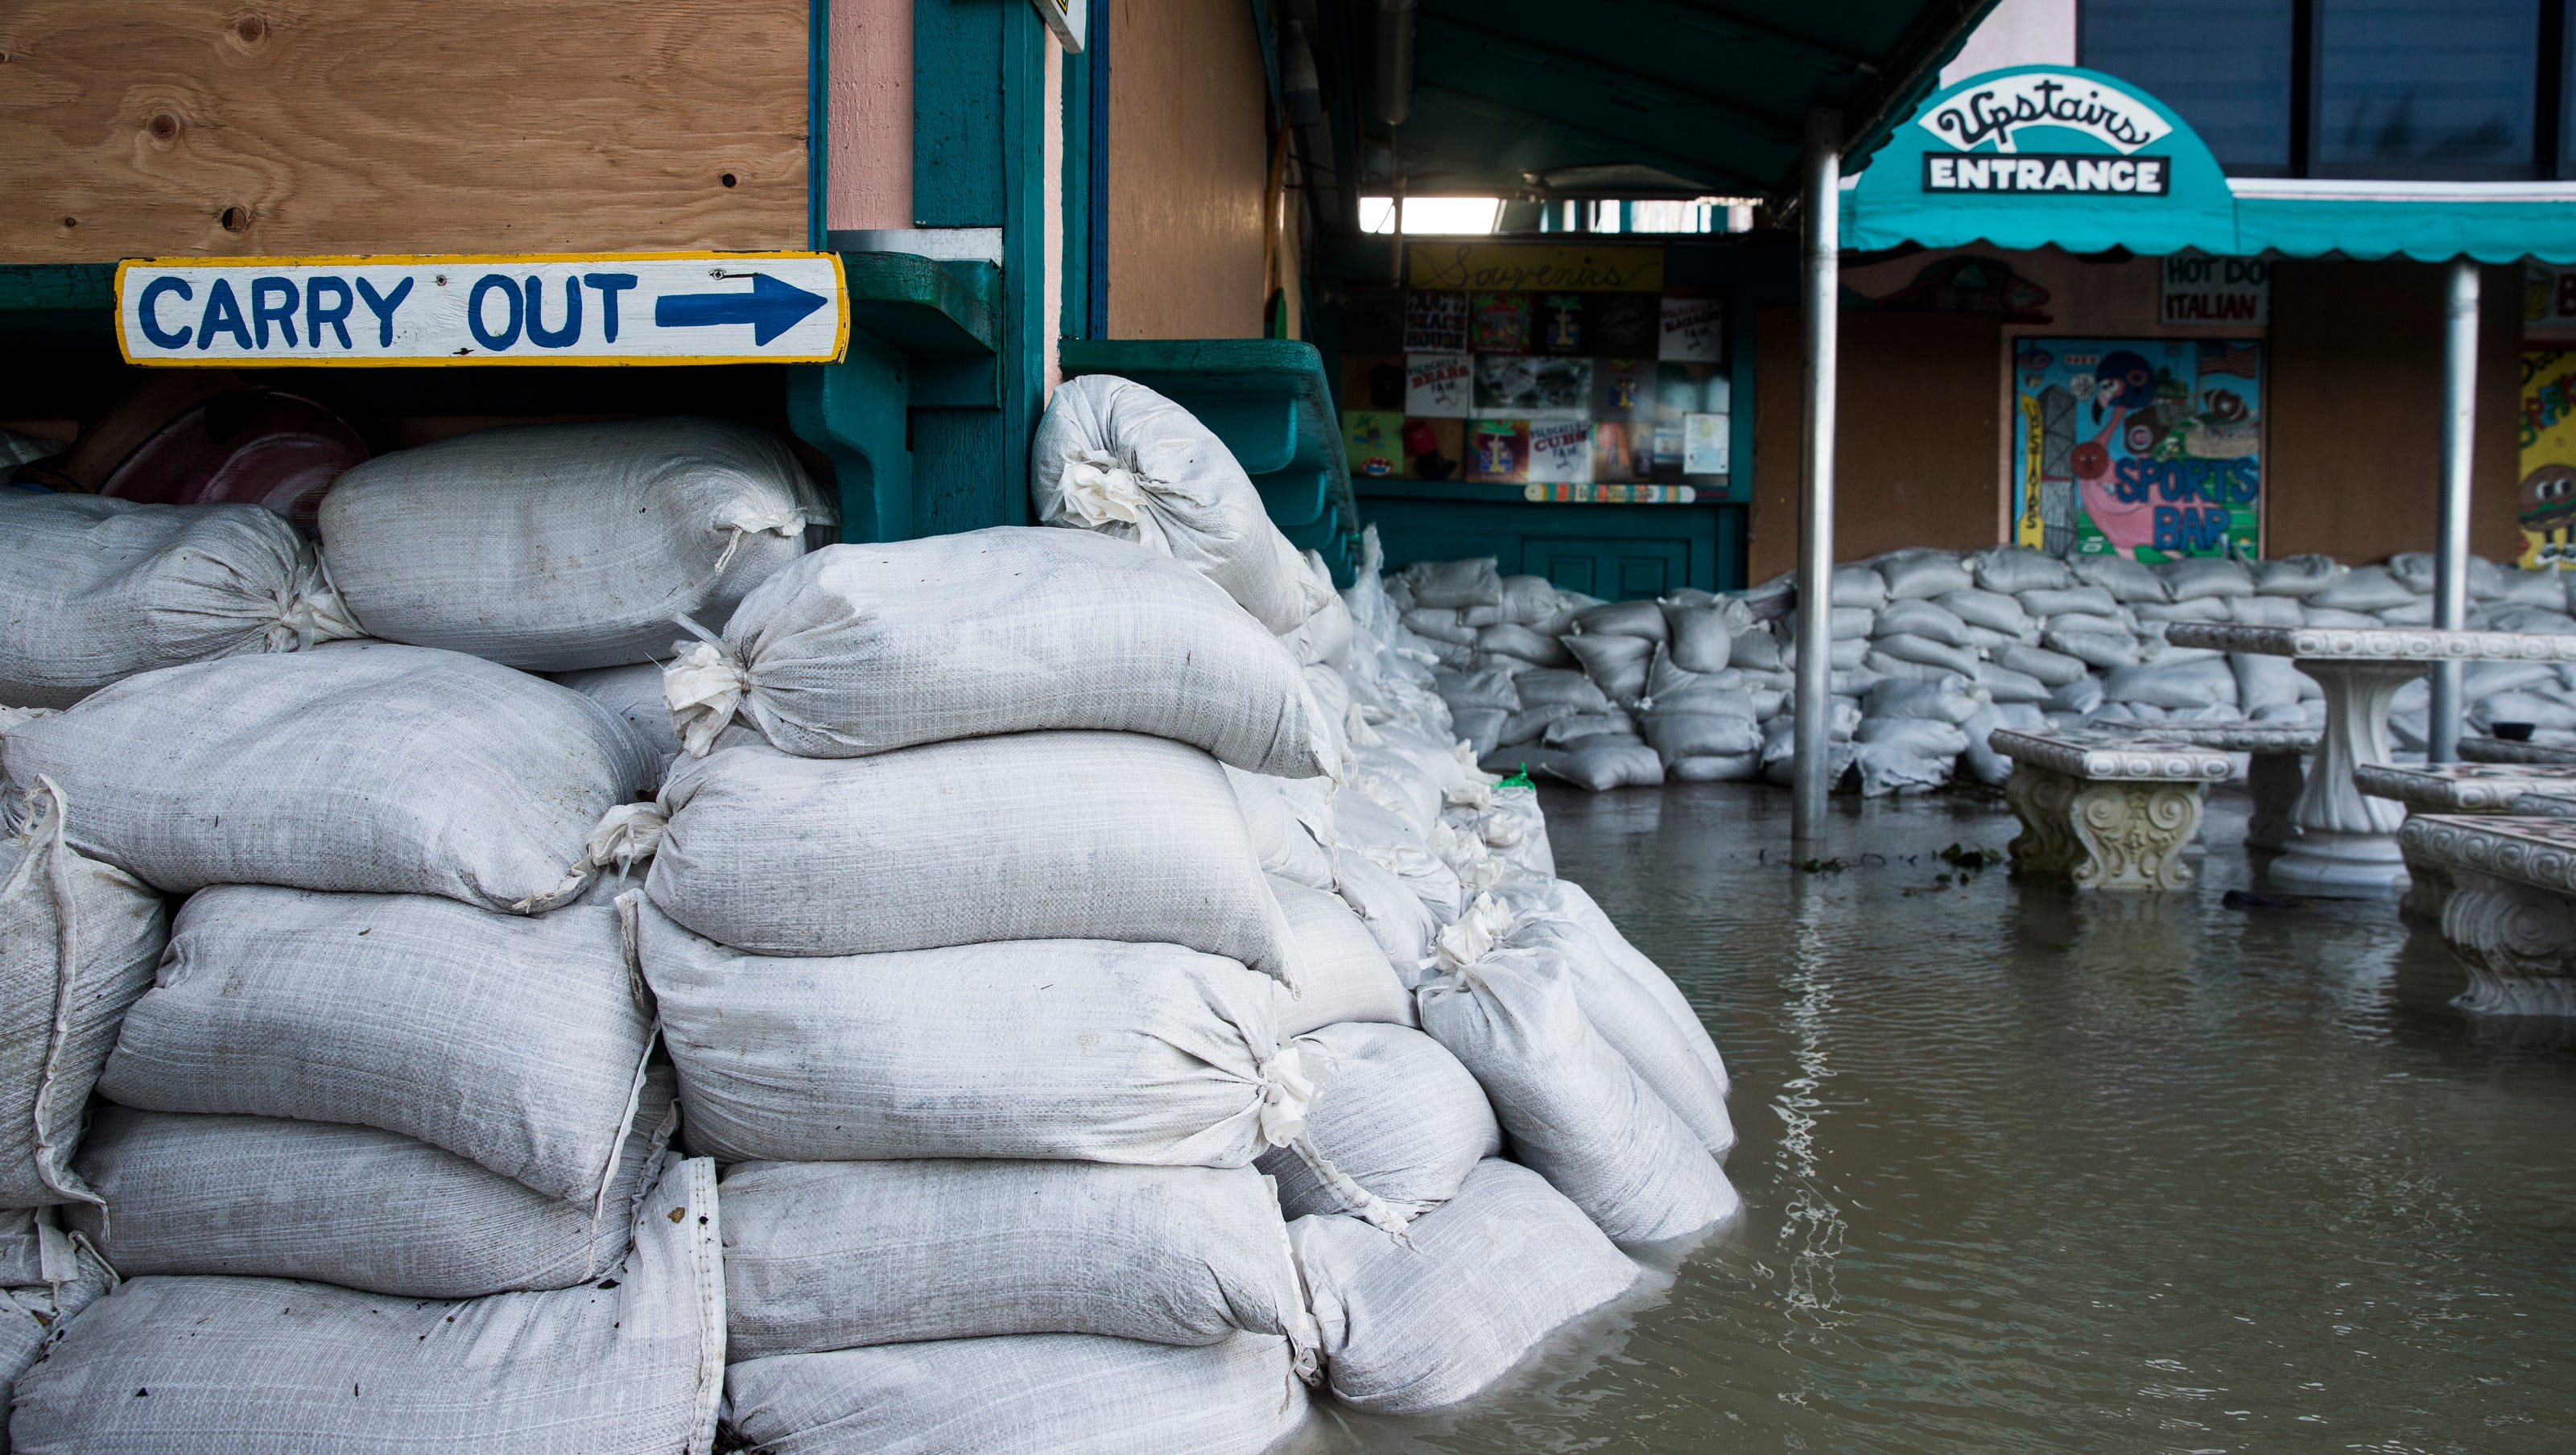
[1293, 782, 2576, 1455]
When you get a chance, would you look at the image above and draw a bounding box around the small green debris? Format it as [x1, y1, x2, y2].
[1794, 856, 1846, 875]
[1496, 766, 1534, 790]
[1937, 843, 2005, 872]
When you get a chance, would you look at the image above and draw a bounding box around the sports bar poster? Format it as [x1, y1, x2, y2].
[2010, 336, 2262, 560]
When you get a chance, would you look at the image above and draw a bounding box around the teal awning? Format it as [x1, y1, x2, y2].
[1842, 66, 2576, 264]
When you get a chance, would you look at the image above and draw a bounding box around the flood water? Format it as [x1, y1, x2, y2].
[1296, 782, 2576, 1454]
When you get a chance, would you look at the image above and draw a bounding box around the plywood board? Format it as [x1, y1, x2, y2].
[0, 1, 810, 263]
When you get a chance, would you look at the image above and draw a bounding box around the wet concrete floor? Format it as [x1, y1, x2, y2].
[1300, 781, 2576, 1454]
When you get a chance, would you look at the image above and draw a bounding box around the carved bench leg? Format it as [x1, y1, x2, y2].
[2005, 766, 2204, 891]
[2439, 868, 2576, 1016]
[2246, 750, 2304, 854]
[2396, 841, 2453, 923]
[2004, 765, 2082, 879]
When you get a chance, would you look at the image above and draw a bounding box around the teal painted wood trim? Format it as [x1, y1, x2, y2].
[0, 265, 113, 313]
[808, 0, 829, 249]
[1356, 492, 1735, 597]
[914, 0, 1005, 227]
[1059, 18, 1092, 340]
[842, 251, 999, 356]
[788, 328, 914, 542]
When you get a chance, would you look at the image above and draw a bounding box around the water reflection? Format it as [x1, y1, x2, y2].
[1316, 781, 2576, 1454]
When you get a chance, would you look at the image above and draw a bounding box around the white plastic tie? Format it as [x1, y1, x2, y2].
[1056, 450, 1150, 528]
[663, 624, 750, 758]
[270, 549, 366, 653]
[1432, 892, 1513, 975]
[584, 802, 668, 880]
[1255, 1042, 1317, 1148]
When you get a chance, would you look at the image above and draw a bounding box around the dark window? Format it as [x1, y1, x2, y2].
[2081, 0, 2297, 174]
[2082, 0, 2562, 179]
[2314, 0, 2540, 177]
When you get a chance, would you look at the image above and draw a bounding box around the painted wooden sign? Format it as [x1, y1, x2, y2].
[114, 253, 848, 367]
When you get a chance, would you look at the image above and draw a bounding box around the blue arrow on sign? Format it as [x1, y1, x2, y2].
[654, 273, 830, 346]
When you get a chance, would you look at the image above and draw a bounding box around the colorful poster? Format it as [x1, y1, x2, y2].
[1403, 352, 1472, 418]
[1591, 359, 1654, 420]
[1402, 291, 1468, 352]
[1466, 419, 1530, 483]
[1473, 355, 1590, 417]
[1536, 294, 1591, 354]
[1682, 413, 1729, 476]
[1470, 292, 1532, 353]
[1528, 420, 1594, 483]
[1657, 297, 1725, 362]
[1341, 410, 1403, 479]
[1592, 295, 1661, 357]
[2010, 337, 2261, 561]
[2518, 348, 2576, 567]
[1591, 420, 1653, 481]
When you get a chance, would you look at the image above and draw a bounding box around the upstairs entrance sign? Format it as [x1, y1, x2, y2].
[114, 252, 848, 367]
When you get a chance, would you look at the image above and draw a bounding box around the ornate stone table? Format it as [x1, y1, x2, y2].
[2166, 624, 2576, 893]
[2460, 736, 2576, 767]
[1988, 728, 2235, 891]
[2103, 722, 2320, 852]
[2397, 814, 2576, 1016]
[2355, 763, 2576, 918]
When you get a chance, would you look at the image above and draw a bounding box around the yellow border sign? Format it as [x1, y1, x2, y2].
[114, 252, 849, 367]
[1406, 242, 1665, 293]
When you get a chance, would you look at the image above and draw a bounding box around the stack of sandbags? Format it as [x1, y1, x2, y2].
[0, 645, 722, 1453]
[0, 492, 361, 707]
[635, 527, 1329, 1453]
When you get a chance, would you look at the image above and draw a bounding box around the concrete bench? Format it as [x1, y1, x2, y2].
[2355, 763, 2576, 919]
[2098, 722, 2319, 851]
[1989, 729, 2235, 891]
[2396, 814, 2576, 1016]
[2460, 736, 2576, 767]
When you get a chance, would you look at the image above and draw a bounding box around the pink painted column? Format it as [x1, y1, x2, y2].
[828, 0, 914, 231]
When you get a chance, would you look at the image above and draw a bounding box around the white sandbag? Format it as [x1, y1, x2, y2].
[1829, 565, 1888, 608]
[12, 1156, 723, 1455]
[1729, 627, 1785, 670]
[2045, 610, 2136, 637]
[2483, 605, 2576, 633]
[2388, 550, 2504, 601]
[2132, 596, 2231, 623]
[1332, 792, 1467, 922]
[69, 1072, 675, 1298]
[1331, 854, 1438, 975]
[1257, 1024, 1497, 1226]
[0, 1222, 110, 1419]
[2255, 554, 2345, 596]
[1868, 633, 1982, 677]
[2465, 660, 2560, 699]
[720, 1159, 1312, 1358]
[1971, 662, 2051, 704]
[2491, 567, 2567, 610]
[1968, 546, 2073, 594]
[99, 888, 652, 1205]
[1873, 598, 1973, 647]
[1572, 600, 1668, 642]
[2309, 564, 2417, 612]
[321, 418, 808, 670]
[2046, 674, 2106, 715]
[1272, 880, 1416, 1037]
[641, 735, 1295, 980]
[1290, 1159, 1641, 1414]
[1644, 711, 1762, 766]
[2471, 690, 2576, 732]
[0, 496, 360, 708]
[1850, 718, 1970, 796]
[2018, 584, 2120, 619]
[1419, 946, 1736, 1244]
[725, 1331, 1308, 1455]
[553, 662, 685, 760]
[1546, 742, 1665, 792]
[1476, 621, 1572, 666]
[1938, 588, 2032, 637]
[1992, 641, 2085, 687]
[1397, 607, 1478, 645]
[1280, 551, 1356, 670]
[1761, 732, 1855, 789]
[1498, 701, 1577, 745]
[1228, 771, 1335, 890]
[2044, 629, 2142, 670]
[1829, 604, 1880, 637]
[2227, 593, 2306, 627]
[0, 645, 658, 912]
[1957, 701, 2047, 786]
[2158, 556, 2256, 600]
[1516, 669, 1613, 712]
[2101, 657, 2239, 711]
[1873, 549, 1975, 600]
[2233, 652, 2314, 711]
[1665, 604, 1736, 672]
[1493, 905, 1730, 1152]
[2376, 596, 2435, 626]
[1496, 573, 1559, 623]
[638, 899, 1302, 1168]
[666, 530, 1330, 776]
[0, 783, 168, 1210]
[1542, 711, 1641, 748]
[1435, 665, 1522, 712]
[1032, 376, 1324, 633]
[1564, 632, 1653, 702]
[1402, 557, 1504, 609]
[2070, 554, 2169, 603]
[1865, 676, 1983, 725]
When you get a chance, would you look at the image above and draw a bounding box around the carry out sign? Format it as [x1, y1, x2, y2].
[114, 253, 848, 366]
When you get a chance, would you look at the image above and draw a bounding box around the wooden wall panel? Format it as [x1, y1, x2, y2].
[1749, 308, 2004, 581]
[0, 2, 809, 262]
[1104, 0, 1267, 340]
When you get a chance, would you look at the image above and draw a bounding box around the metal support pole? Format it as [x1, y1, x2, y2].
[1790, 109, 1841, 847]
[2429, 258, 2479, 763]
